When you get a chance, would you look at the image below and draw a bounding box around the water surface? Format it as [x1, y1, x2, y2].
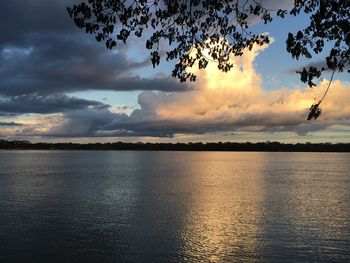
[0, 151, 349, 262]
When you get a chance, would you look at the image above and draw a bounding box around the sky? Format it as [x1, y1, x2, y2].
[0, 0, 349, 143]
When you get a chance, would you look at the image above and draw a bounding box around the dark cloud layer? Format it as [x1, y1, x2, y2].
[0, 121, 24, 127]
[0, 1, 75, 47]
[42, 106, 325, 139]
[0, 94, 107, 115]
[0, 0, 187, 101]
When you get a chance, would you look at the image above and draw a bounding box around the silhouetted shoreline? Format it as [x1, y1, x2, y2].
[1, 140, 350, 152]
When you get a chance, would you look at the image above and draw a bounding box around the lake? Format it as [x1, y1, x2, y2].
[0, 151, 349, 262]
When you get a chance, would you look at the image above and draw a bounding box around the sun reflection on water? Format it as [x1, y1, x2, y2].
[178, 152, 268, 262]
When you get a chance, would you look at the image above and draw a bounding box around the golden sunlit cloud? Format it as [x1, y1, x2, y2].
[126, 41, 350, 138]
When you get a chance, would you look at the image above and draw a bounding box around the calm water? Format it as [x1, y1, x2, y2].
[0, 151, 349, 263]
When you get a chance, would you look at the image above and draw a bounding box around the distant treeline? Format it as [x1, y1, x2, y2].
[1, 140, 350, 152]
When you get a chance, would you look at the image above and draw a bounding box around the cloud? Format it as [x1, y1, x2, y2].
[1, 0, 349, 140]
[27, 42, 350, 139]
[0, 94, 107, 115]
[0, 0, 189, 98]
[0, 0, 75, 47]
[0, 34, 187, 96]
[45, 108, 128, 137]
[0, 121, 24, 127]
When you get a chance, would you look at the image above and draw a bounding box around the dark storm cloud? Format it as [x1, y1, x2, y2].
[0, 121, 25, 127]
[0, 37, 185, 96]
[44, 107, 129, 137]
[0, 94, 107, 115]
[0, 31, 186, 96]
[45, 109, 320, 139]
[263, 123, 329, 136]
[44, 110, 193, 138]
[0, 0, 188, 100]
[0, 0, 75, 47]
